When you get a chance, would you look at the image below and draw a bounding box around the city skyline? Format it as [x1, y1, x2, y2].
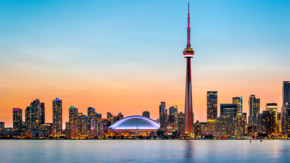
[1, 0, 290, 127]
[1, 82, 289, 130]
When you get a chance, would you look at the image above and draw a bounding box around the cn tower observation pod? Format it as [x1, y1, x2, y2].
[183, 47, 194, 58]
[109, 115, 160, 130]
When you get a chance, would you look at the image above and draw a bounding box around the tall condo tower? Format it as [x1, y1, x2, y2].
[183, 3, 195, 135]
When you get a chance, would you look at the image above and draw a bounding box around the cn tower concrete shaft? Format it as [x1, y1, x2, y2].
[185, 58, 193, 135]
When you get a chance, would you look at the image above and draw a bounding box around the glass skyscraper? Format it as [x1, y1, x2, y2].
[82, 115, 88, 136]
[78, 113, 83, 135]
[88, 107, 96, 138]
[29, 99, 41, 133]
[207, 91, 217, 120]
[258, 111, 271, 136]
[13, 108, 22, 132]
[69, 106, 78, 138]
[53, 98, 62, 136]
[266, 103, 278, 134]
[220, 104, 237, 135]
[232, 96, 243, 116]
[282, 103, 290, 136]
[248, 95, 260, 127]
[207, 91, 217, 132]
[65, 122, 70, 138]
[0, 122, 4, 135]
[283, 81, 290, 105]
[159, 102, 167, 133]
[40, 103, 45, 125]
[282, 82, 290, 136]
[178, 112, 185, 135]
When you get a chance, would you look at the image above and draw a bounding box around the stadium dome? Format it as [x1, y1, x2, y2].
[109, 115, 160, 130]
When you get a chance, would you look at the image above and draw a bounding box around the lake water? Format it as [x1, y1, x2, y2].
[0, 140, 289, 163]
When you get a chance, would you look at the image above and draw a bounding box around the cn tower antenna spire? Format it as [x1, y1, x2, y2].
[187, 2, 191, 48]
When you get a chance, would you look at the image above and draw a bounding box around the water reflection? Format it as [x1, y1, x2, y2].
[184, 140, 194, 162]
[1, 140, 290, 163]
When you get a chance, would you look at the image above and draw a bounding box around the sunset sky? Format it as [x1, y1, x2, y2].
[0, 0, 289, 127]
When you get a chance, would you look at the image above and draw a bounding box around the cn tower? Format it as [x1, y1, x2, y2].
[183, 3, 194, 135]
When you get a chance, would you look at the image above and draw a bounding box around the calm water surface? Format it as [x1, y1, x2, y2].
[0, 140, 289, 163]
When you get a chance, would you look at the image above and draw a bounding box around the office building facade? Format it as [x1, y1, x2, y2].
[13, 108, 22, 132]
[53, 98, 62, 135]
[69, 106, 78, 138]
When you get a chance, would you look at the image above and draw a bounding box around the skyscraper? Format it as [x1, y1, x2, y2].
[220, 104, 237, 135]
[82, 115, 88, 136]
[255, 98, 260, 125]
[207, 91, 217, 120]
[0, 122, 5, 135]
[25, 107, 30, 136]
[142, 111, 150, 118]
[183, 3, 194, 136]
[65, 122, 70, 139]
[169, 105, 178, 130]
[233, 115, 245, 138]
[178, 112, 185, 135]
[207, 91, 217, 132]
[53, 98, 62, 136]
[194, 120, 201, 138]
[248, 95, 255, 126]
[258, 111, 271, 136]
[107, 112, 113, 120]
[248, 95, 260, 127]
[29, 99, 41, 133]
[243, 112, 248, 134]
[266, 103, 278, 134]
[78, 113, 83, 135]
[159, 102, 167, 132]
[95, 113, 102, 121]
[69, 106, 78, 138]
[283, 81, 290, 105]
[216, 116, 227, 137]
[13, 108, 22, 132]
[282, 103, 290, 136]
[118, 112, 124, 119]
[233, 96, 243, 116]
[88, 107, 96, 138]
[40, 123, 53, 136]
[282, 81, 290, 134]
[159, 102, 166, 113]
[40, 103, 45, 125]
